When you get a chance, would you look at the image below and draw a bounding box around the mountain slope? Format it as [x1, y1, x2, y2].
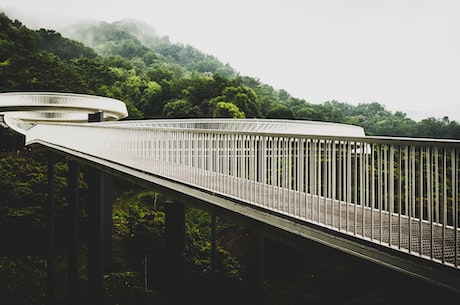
[1, 13, 458, 137]
[0, 12, 112, 93]
[62, 19, 236, 78]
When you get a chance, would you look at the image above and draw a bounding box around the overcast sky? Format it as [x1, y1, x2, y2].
[2, 0, 460, 122]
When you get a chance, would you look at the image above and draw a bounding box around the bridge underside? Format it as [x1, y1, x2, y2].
[34, 140, 460, 294]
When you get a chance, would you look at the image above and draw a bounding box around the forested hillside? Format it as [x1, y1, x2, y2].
[1, 13, 459, 138]
[57, 19, 460, 139]
[0, 12, 458, 305]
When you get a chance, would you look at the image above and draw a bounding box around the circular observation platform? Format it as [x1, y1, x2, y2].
[0, 92, 128, 123]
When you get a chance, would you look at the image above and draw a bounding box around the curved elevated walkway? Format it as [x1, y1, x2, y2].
[1, 92, 459, 293]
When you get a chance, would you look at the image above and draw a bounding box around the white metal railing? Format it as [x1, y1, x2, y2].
[24, 119, 460, 269]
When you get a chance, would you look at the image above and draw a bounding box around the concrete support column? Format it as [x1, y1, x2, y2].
[46, 151, 56, 305]
[68, 160, 79, 305]
[164, 200, 186, 304]
[87, 168, 113, 304]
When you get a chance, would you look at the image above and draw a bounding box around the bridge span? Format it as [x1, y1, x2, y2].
[1, 92, 459, 294]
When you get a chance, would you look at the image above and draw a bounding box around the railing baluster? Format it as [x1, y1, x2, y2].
[297, 138, 303, 217]
[389, 145, 395, 247]
[410, 146, 416, 254]
[371, 143, 375, 240]
[276, 137, 281, 211]
[378, 144, 383, 243]
[324, 140, 328, 226]
[252, 135, 257, 205]
[398, 146, 402, 249]
[454, 149, 459, 267]
[419, 147, 424, 256]
[427, 147, 433, 259]
[353, 141, 358, 235]
[332, 141, 337, 228]
[318, 140, 322, 224]
[341, 141, 346, 230]
[310, 139, 315, 221]
[361, 141, 366, 238]
[442, 148, 447, 263]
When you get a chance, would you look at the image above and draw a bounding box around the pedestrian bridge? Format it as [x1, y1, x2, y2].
[1, 92, 459, 292]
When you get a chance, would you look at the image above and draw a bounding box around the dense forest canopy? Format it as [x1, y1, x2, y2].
[0, 13, 459, 139]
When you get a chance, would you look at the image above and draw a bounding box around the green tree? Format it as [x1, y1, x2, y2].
[211, 86, 262, 118]
[265, 104, 294, 119]
[214, 102, 245, 118]
[163, 99, 196, 118]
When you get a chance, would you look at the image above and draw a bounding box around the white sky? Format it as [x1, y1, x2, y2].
[2, 0, 460, 122]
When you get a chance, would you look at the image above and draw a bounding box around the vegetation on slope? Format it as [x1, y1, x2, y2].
[1, 13, 459, 138]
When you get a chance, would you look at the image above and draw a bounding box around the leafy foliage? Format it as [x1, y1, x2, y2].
[0, 256, 46, 305]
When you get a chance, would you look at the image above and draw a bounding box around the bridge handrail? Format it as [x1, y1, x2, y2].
[23, 119, 460, 147]
[109, 118, 366, 137]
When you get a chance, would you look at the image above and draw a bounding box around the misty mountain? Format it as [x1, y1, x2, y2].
[61, 19, 163, 55]
[0, 13, 97, 61]
[62, 19, 236, 78]
[1, 12, 458, 137]
[0, 12, 114, 93]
